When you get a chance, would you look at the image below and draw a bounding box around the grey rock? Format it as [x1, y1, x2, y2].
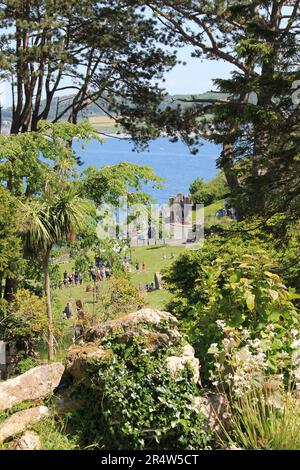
[14, 431, 41, 450]
[166, 345, 200, 384]
[0, 406, 50, 443]
[192, 393, 229, 434]
[0, 363, 64, 411]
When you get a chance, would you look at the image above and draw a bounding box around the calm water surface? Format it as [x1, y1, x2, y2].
[74, 137, 221, 204]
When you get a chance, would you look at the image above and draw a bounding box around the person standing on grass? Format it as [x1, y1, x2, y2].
[142, 261, 146, 272]
[136, 260, 140, 272]
[101, 266, 106, 280]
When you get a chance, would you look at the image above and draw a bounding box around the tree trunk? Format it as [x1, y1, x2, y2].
[3, 277, 17, 302]
[43, 246, 54, 362]
[221, 143, 244, 221]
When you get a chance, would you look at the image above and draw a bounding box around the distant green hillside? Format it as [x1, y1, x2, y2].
[2, 92, 229, 122]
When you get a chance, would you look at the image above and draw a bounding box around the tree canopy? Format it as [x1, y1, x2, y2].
[125, 1, 300, 223]
[0, 0, 175, 133]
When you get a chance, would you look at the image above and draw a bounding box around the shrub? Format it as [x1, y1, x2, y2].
[97, 277, 146, 320]
[0, 289, 64, 363]
[0, 290, 47, 361]
[189, 174, 228, 206]
[67, 334, 212, 450]
[164, 239, 300, 383]
[15, 356, 39, 375]
[208, 321, 300, 397]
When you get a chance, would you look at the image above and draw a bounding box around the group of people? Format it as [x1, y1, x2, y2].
[63, 271, 83, 287]
[88, 265, 110, 282]
[216, 207, 237, 220]
[123, 256, 146, 273]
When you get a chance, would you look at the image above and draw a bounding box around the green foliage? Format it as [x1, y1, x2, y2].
[223, 387, 300, 450]
[0, 1, 175, 134]
[165, 238, 300, 383]
[97, 277, 146, 321]
[14, 356, 39, 375]
[0, 290, 47, 359]
[67, 334, 211, 450]
[0, 122, 98, 197]
[0, 289, 64, 362]
[0, 400, 38, 425]
[73, 252, 92, 280]
[20, 190, 90, 255]
[0, 187, 23, 285]
[139, 3, 300, 224]
[190, 174, 228, 206]
[31, 418, 79, 451]
[81, 162, 164, 207]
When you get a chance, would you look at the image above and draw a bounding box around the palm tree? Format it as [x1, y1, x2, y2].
[20, 191, 88, 361]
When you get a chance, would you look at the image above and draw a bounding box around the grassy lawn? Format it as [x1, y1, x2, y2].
[202, 199, 234, 229]
[130, 244, 185, 309]
[50, 212, 231, 359]
[51, 244, 186, 358]
[53, 244, 185, 315]
[204, 199, 224, 216]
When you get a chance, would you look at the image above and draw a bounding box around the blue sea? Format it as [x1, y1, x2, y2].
[74, 137, 221, 204]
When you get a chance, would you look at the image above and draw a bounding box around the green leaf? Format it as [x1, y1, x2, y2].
[245, 291, 255, 312]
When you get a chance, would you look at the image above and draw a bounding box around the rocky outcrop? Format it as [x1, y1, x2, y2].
[14, 431, 41, 450]
[0, 363, 64, 411]
[67, 309, 197, 382]
[66, 344, 110, 380]
[166, 344, 200, 384]
[0, 406, 50, 443]
[192, 393, 229, 435]
[85, 308, 179, 342]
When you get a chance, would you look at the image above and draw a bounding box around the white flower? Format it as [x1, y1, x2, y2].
[242, 329, 251, 339]
[216, 320, 226, 329]
[266, 324, 275, 332]
[291, 340, 300, 350]
[208, 343, 219, 355]
[222, 338, 231, 349]
[251, 338, 261, 349]
[291, 329, 299, 339]
[292, 352, 300, 366]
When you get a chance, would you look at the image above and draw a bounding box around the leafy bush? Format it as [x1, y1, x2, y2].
[0, 289, 64, 363]
[97, 277, 146, 321]
[74, 252, 91, 280]
[0, 290, 47, 360]
[15, 356, 39, 375]
[164, 239, 300, 383]
[189, 174, 228, 206]
[209, 321, 300, 398]
[67, 334, 212, 450]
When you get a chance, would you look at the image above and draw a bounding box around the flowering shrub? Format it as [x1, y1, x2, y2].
[208, 322, 300, 403]
[165, 245, 300, 383]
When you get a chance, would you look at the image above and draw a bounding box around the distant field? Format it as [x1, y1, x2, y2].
[88, 115, 119, 133]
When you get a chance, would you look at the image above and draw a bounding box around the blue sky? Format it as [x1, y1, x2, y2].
[162, 46, 235, 95]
